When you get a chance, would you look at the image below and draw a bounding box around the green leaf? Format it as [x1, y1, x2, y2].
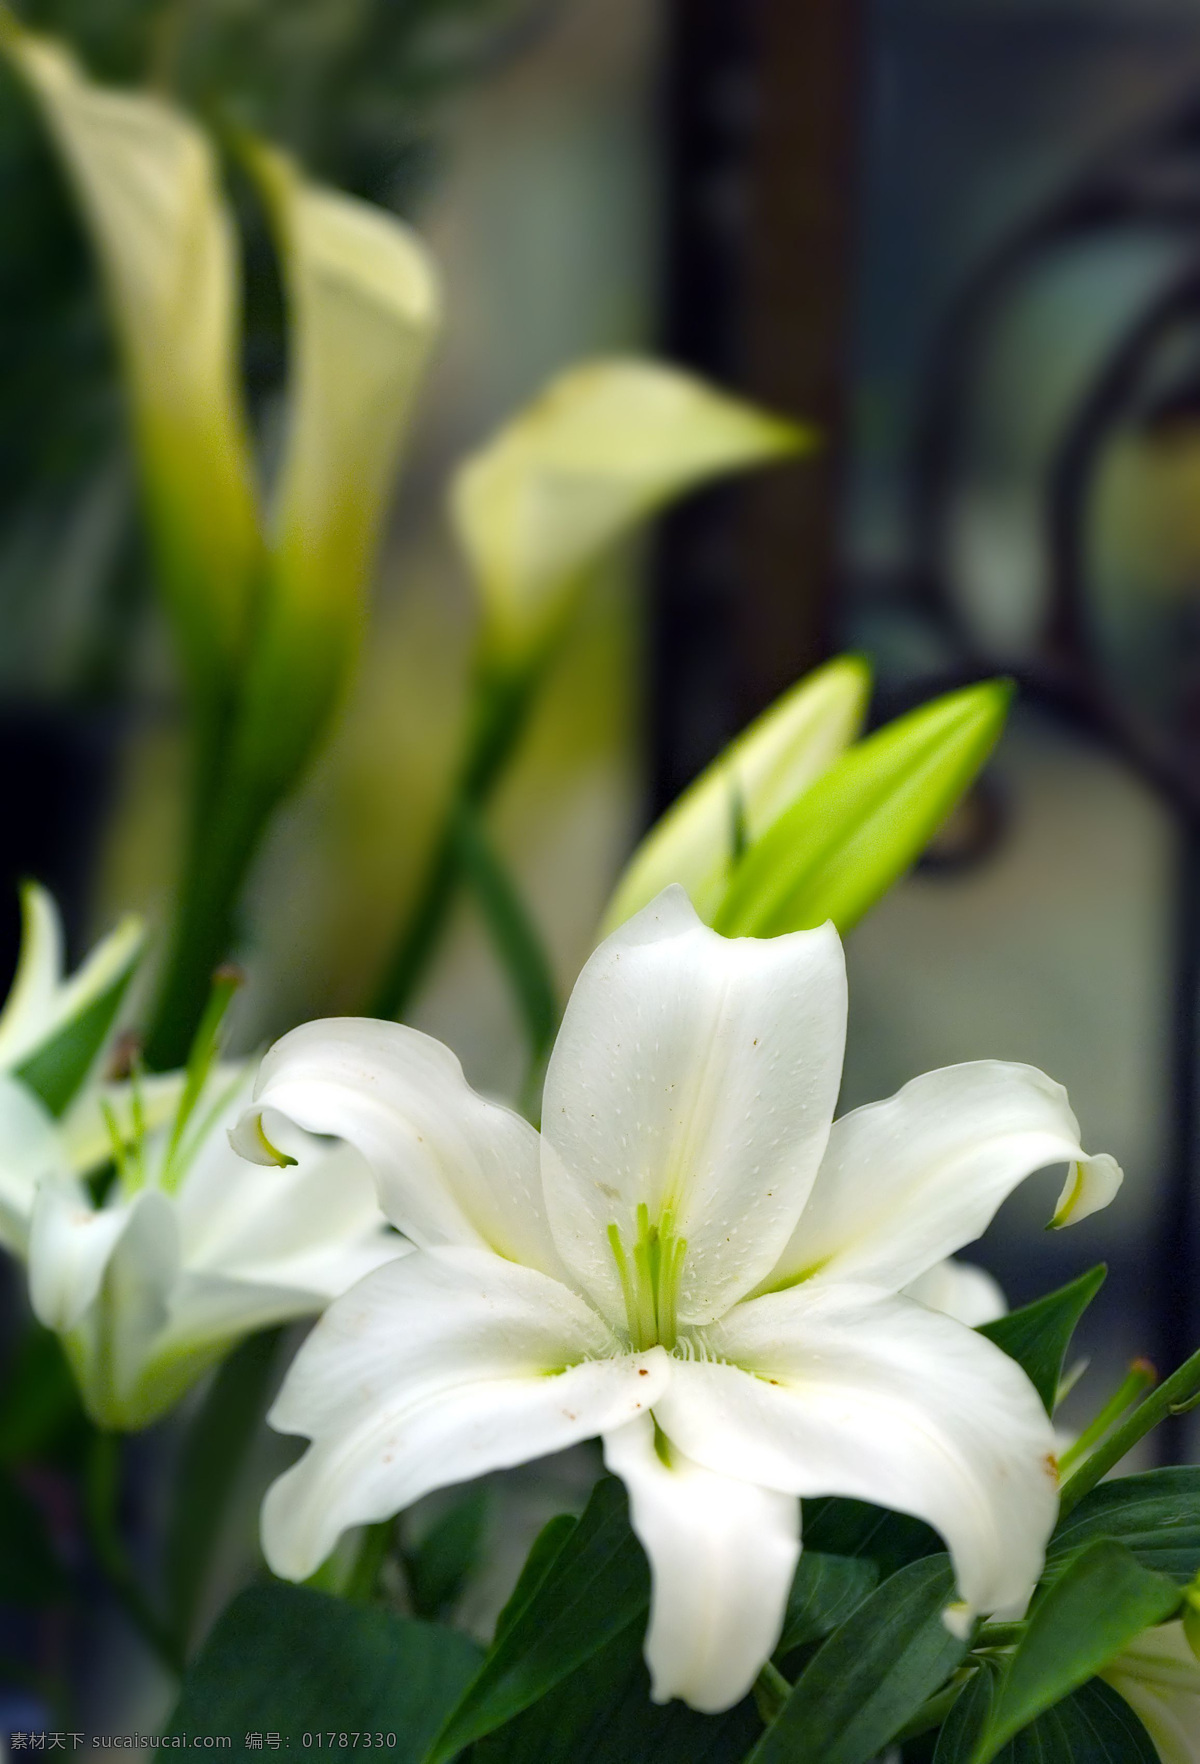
[777, 1551, 879, 1655]
[715, 680, 1011, 939]
[969, 1541, 1181, 1761]
[472, 1618, 760, 1763]
[405, 1486, 489, 1621]
[163, 1585, 480, 1756]
[934, 1672, 1157, 1763]
[599, 656, 870, 934]
[745, 1554, 968, 1764]
[425, 1476, 648, 1763]
[978, 1265, 1106, 1415]
[491, 1513, 578, 1643]
[0, 1464, 66, 1604]
[1046, 1468, 1200, 1585]
[165, 1327, 284, 1647]
[800, 1495, 940, 1580]
[453, 358, 809, 668]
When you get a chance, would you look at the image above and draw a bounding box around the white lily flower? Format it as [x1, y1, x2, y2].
[1102, 1621, 1200, 1764]
[0, 1061, 399, 1431]
[234, 887, 1121, 1713]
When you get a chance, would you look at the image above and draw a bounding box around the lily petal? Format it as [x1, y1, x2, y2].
[28, 1177, 137, 1335]
[541, 887, 846, 1328]
[230, 1018, 564, 1276]
[29, 1179, 179, 1426]
[768, 1062, 1121, 1296]
[904, 1258, 1007, 1327]
[263, 1247, 670, 1580]
[0, 884, 63, 1066]
[603, 1412, 799, 1713]
[1102, 1622, 1200, 1764]
[656, 1283, 1059, 1628]
[0, 1073, 71, 1254]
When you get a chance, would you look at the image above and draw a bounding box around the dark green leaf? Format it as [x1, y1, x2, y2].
[0, 1465, 66, 1603]
[472, 1618, 760, 1763]
[933, 1663, 1159, 1762]
[978, 1265, 1106, 1414]
[426, 1476, 648, 1763]
[934, 1665, 995, 1761]
[716, 681, 1011, 938]
[801, 1494, 940, 1578]
[166, 1327, 284, 1646]
[746, 1554, 967, 1764]
[0, 1322, 87, 1468]
[1046, 1468, 1200, 1586]
[162, 1585, 480, 1758]
[777, 1551, 878, 1655]
[491, 1513, 577, 1645]
[970, 1540, 1181, 1761]
[405, 1486, 489, 1619]
[16, 950, 140, 1116]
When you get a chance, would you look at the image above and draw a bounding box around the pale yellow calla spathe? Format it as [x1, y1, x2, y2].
[239, 141, 442, 789]
[452, 358, 812, 666]
[0, 22, 259, 713]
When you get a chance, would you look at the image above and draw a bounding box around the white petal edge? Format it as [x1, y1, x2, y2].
[603, 1412, 799, 1712]
[903, 1258, 1007, 1328]
[261, 1246, 671, 1580]
[29, 1177, 136, 1333]
[767, 1062, 1121, 1296]
[656, 1283, 1059, 1627]
[0, 1072, 71, 1254]
[1102, 1623, 1200, 1764]
[541, 886, 847, 1328]
[231, 1018, 565, 1278]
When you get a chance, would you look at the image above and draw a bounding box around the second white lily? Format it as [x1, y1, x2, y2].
[235, 887, 1121, 1713]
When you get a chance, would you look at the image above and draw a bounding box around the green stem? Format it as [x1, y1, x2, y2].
[1057, 1359, 1156, 1476]
[85, 1431, 183, 1674]
[343, 1519, 396, 1603]
[753, 1659, 792, 1724]
[143, 765, 277, 1070]
[1058, 1343, 1200, 1519]
[451, 802, 559, 1078]
[973, 1622, 1026, 1650]
[369, 656, 538, 1023]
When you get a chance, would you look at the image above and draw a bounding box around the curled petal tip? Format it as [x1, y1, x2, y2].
[1050, 1152, 1123, 1229]
[941, 1600, 974, 1642]
[229, 1109, 297, 1168]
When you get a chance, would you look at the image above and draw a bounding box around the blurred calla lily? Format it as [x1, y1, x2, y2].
[599, 656, 870, 935]
[1101, 1621, 1200, 1764]
[0, 20, 260, 730]
[235, 889, 1119, 1712]
[2, 16, 444, 1065]
[452, 358, 811, 668]
[235, 139, 442, 798]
